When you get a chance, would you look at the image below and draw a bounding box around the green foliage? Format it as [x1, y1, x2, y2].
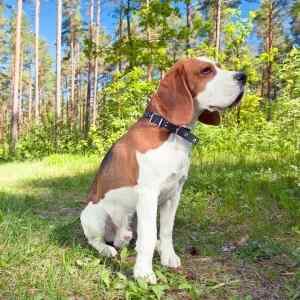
[100, 67, 156, 144]
[278, 47, 300, 98]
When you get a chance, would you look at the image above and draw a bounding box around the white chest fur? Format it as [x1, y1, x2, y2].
[136, 133, 192, 193]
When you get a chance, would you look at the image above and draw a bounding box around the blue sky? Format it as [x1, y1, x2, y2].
[6, 0, 260, 56]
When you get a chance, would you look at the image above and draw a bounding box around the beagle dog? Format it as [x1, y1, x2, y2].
[80, 57, 246, 283]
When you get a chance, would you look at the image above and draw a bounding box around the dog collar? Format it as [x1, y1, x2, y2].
[143, 112, 199, 145]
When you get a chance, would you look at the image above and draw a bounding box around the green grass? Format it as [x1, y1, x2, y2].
[0, 151, 300, 299]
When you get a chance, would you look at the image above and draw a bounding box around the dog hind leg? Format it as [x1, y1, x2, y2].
[80, 202, 117, 257]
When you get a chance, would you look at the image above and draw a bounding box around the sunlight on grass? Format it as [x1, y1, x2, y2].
[0, 153, 300, 299]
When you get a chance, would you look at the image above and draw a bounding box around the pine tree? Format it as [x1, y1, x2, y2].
[93, 0, 101, 126]
[254, 0, 289, 115]
[85, 0, 95, 135]
[34, 0, 40, 122]
[56, 0, 62, 124]
[10, 0, 23, 154]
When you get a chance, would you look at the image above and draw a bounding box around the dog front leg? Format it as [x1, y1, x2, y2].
[158, 181, 184, 268]
[134, 188, 158, 284]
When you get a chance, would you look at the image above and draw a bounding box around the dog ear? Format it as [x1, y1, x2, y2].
[198, 110, 220, 125]
[151, 62, 194, 125]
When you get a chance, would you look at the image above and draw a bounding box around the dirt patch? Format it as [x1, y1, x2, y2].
[181, 254, 295, 299]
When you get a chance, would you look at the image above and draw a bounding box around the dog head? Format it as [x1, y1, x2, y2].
[150, 57, 246, 125]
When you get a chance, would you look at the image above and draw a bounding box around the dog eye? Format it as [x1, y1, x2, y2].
[201, 67, 213, 75]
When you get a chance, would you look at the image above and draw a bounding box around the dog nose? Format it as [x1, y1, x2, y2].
[234, 72, 247, 85]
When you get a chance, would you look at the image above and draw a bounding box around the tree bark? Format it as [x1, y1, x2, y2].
[70, 37, 75, 125]
[28, 70, 33, 124]
[185, 0, 192, 52]
[126, 0, 133, 68]
[215, 0, 222, 60]
[118, 1, 123, 72]
[35, 0, 40, 122]
[92, 0, 101, 127]
[10, 0, 23, 154]
[266, 0, 273, 120]
[19, 50, 24, 129]
[75, 40, 80, 129]
[146, 0, 153, 80]
[85, 0, 94, 135]
[56, 0, 62, 124]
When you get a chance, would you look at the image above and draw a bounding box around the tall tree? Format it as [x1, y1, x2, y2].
[215, 0, 222, 60]
[185, 0, 192, 52]
[63, 0, 82, 125]
[117, 0, 124, 72]
[145, 0, 153, 80]
[10, 0, 23, 153]
[126, 0, 133, 68]
[201, 0, 241, 52]
[254, 0, 289, 115]
[85, 0, 94, 134]
[28, 66, 32, 123]
[92, 0, 101, 126]
[56, 0, 62, 124]
[34, 0, 40, 122]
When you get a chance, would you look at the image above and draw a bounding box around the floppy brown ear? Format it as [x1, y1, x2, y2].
[198, 110, 220, 125]
[149, 62, 194, 125]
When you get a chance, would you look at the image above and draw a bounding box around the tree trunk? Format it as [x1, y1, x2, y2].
[85, 0, 94, 135]
[35, 0, 40, 122]
[266, 0, 273, 120]
[215, 0, 222, 60]
[56, 0, 62, 125]
[75, 41, 80, 129]
[0, 104, 5, 143]
[185, 0, 192, 52]
[118, 1, 123, 72]
[126, 0, 133, 68]
[70, 39, 75, 125]
[28, 70, 33, 124]
[145, 0, 153, 80]
[19, 50, 24, 129]
[10, 0, 22, 154]
[92, 0, 101, 127]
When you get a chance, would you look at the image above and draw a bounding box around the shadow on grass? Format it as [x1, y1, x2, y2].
[1, 156, 299, 252]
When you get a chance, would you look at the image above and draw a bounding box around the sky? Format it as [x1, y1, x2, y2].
[5, 0, 260, 57]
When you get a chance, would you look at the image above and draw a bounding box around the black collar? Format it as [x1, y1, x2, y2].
[143, 112, 199, 145]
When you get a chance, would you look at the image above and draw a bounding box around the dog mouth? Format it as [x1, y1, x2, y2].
[229, 91, 244, 108]
[208, 91, 244, 112]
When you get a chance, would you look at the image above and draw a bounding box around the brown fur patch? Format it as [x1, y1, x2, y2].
[87, 120, 169, 203]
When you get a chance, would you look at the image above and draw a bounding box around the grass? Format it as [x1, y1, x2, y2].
[0, 150, 300, 299]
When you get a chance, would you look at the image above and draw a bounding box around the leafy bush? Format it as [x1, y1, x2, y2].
[4, 55, 299, 162]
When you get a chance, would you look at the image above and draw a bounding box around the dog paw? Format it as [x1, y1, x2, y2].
[101, 245, 118, 257]
[161, 250, 181, 268]
[134, 266, 157, 284]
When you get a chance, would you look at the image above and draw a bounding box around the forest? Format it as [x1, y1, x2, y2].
[0, 0, 300, 299]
